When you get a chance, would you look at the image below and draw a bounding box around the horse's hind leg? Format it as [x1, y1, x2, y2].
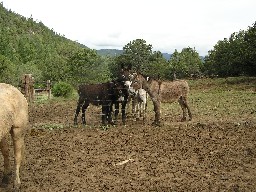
[10, 126, 25, 191]
[0, 136, 11, 187]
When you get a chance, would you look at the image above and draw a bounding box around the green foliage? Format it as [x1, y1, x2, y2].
[0, 3, 83, 84]
[243, 22, 256, 75]
[168, 48, 203, 78]
[205, 21, 256, 77]
[146, 51, 169, 79]
[113, 39, 203, 80]
[52, 82, 74, 98]
[67, 48, 111, 85]
[0, 54, 19, 84]
[117, 39, 153, 71]
[113, 39, 170, 79]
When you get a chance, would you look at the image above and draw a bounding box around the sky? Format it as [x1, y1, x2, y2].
[2, 0, 256, 56]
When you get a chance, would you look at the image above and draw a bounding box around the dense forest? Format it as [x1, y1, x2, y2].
[0, 2, 255, 88]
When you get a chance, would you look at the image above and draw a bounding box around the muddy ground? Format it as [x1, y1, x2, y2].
[1, 99, 256, 191]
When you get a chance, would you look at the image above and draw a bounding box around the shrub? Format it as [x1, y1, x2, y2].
[52, 82, 73, 98]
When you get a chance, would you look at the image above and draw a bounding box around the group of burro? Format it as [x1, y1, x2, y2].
[0, 64, 192, 191]
[74, 64, 192, 127]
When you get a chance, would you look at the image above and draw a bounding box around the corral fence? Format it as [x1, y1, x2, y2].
[20, 74, 51, 102]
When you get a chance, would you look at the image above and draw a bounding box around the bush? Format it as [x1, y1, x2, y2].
[52, 82, 73, 98]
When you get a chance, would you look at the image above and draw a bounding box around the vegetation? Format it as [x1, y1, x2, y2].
[67, 48, 111, 86]
[204, 22, 256, 77]
[0, 2, 255, 91]
[52, 82, 74, 98]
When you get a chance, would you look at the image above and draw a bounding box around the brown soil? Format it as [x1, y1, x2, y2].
[1, 99, 256, 191]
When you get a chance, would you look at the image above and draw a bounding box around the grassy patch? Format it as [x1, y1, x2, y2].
[188, 76, 256, 92]
[148, 77, 256, 124]
[30, 76, 256, 129]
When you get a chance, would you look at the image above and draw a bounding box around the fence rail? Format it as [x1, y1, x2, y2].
[20, 74, 51, 102]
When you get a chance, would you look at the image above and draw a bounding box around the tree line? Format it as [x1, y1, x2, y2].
[204, 22, 256, 77]
[0, 3, 255, 89]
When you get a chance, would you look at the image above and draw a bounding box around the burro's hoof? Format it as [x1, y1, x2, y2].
[13, 185, 21, 192]
[1, 173, 12, 188]
[152, 121, 161, 127]
[1, 175, 10, 186]
[13, 180, 21, 192]
[181, 117, 186, 122]
[108, 120, 117, 126]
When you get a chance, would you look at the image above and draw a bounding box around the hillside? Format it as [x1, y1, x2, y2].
[0, 3, 85, 84]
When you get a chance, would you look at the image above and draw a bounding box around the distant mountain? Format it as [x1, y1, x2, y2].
[97, 49, 123, 57]
[162, 53, 172, 60]
[97, 49, 172, 60]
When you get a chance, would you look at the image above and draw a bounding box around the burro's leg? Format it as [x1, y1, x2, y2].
[0, 136, 11, 187]
[178, 96, 192, 121]
[10, 126, 25, 191]
[151, 97, 161, 126]
[121, 100, 127, 125]
[101, 104, 108, 126]
[141, 101, 147, 123]
[114, 102, 119, 123]
[106, 104, 114, 125]
[184, 99, 192, 121]
[74, 99, 82, 125]
[81, 102, 89, 125]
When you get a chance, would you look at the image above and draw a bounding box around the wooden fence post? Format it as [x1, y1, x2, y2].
[21, 74, 34, 102]
[46, 80, 51, 99]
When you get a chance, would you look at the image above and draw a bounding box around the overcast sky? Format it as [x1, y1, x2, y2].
[2, 0, 256, 56]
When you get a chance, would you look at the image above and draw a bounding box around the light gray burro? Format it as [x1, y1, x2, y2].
[0, 83, 28, 191]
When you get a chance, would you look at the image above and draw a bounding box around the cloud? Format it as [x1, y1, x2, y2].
[2, 0, 256, 56]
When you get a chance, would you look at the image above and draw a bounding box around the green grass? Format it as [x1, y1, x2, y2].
[188, 76, 256, 92]
[190, 90, 255, 122]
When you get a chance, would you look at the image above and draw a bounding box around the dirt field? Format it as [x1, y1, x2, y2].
[1, 92, 256, 191]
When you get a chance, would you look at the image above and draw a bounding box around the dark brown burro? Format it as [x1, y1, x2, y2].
[74, 81, 128, 126]
[0, 83, 29, 191]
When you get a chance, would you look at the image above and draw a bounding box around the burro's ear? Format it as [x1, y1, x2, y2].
[127, 63, 132, 71]
[109, 81, 115, 87]
[120, 63, 132, 71]
[132, 72, 138, 78]
[112, 81, 119, 87]
[120, 63, 124, 70]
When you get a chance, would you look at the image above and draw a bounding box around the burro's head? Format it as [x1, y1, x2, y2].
[113, 81, 128, 102]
